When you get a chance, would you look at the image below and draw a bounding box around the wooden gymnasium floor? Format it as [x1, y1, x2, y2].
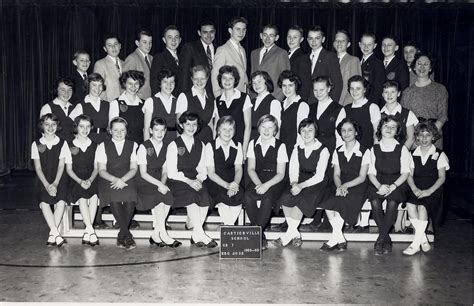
[0, 171, 472, 304]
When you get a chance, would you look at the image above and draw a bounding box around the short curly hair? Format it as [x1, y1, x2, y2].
[414, 120, 442, 143]
[336, 117, 362, 141]
[375, 115, 403, 142]
[278, 70, 302, 91]
[217, 65, 240, 89]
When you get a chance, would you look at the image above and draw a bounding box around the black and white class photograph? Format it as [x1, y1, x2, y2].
[0, 0, 472, 305]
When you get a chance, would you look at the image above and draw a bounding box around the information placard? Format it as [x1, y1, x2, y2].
[219, 225, 262, 259]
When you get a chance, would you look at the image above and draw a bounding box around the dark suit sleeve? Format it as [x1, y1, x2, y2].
[150, 53, 163, 96]
[369, 60, 385, 106]
[178, 44, 194, 92]
[327, 53, 343, 103]
[398, 62, 410, 92]
[295, 55, 312, 101]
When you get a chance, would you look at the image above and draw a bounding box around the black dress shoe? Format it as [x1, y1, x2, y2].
[206, 239, 218, 248]
[149, 237, 165, 247]
[158, 233, 182, 248]
[320, 242, 339, 252]
[125, 238, 137, 250]
[117, 238, 126, 248]
[291, 237, 303, 248]
[271, 238, 284, 247]
[374, 240, 384, 255]
[337, 241, 348, 250]
[46, 235, 56, 246]
[299, 223, 320, 232]
[262, 238, 268, 251]
[190, 238, 206, 247]
[383, 239, 392, 254]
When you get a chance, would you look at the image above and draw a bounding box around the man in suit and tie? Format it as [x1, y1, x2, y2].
[150, 25, 182, 97]
[211, 16, 248, 97]
[70, 50, 90, 104]
[250, 24, 290, 101]
[93, 34, 123, 102]
[333, 30, 362, 106]
[359, 32, 385, 106]
[179, 19, 216, 98]
[123, 29, 153, 100]
[287, 25, 312, 101]
[381, 34, 410, 93]
[307, 26, 343, 105]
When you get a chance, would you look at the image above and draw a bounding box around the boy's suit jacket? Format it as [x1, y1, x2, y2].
[70, 70, 88, 104]
[339, 53, 362, 106]
[179, 39, 214, 98]
[123, 48, 153, 100]
[211, 39, 248, 97]
[250, 45, 291, 101]
[361, 53, 385, 106]
[289, 48, 312, 102]
[310, 48, 343, 104]
[385, 56, 410, 93]
[150, 48, 182, 97]
[93, 56, 123, 102]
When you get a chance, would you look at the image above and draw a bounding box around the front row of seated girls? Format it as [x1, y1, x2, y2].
[32, 111, 448, 255]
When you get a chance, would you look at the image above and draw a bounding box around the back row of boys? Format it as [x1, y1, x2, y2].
[70, 17, 410, 108]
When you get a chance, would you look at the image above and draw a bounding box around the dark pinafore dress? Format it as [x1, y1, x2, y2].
[49, 102, 75, 142]
[168, 137, 209, 207]
[406, 148, 445, 221]
[136, 140, 174, 211]
[117, 99, 144, 144]
[34, 139, 68, 204]
[345, 101, 374, 149]
[206, 141, 244, 207]
[250, 94, 275, 140]
[245, 139, 286, 207]
[151, 96, 178, 147]
[67, 140, 98, 203]
[309, 101, 342, 153]
[278, 145, 329, 217]
[367, 144, 407, 202]
[280, 98, 303, 156]
[81, 100, 110, 143]
[318, 145, 369, 226]
[184, 91, 214, 144]
[216, 93, 247, 145]
[98, 140, 137, 207]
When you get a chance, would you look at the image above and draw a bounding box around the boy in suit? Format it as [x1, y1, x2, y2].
[70, 50, 90, 104]
[250, 24, 290, 100]
[307, 26, 343, 104]
[93, 34, 123, 102]
[381, 35, 409, 93]
[150, 25, 182, 97]
[287, 25, 312, 101]
[123, 29, 153, 100]
[211, 16, 248, 97]
[179, 20, 216, 98]
[359, 32, 385, 106]
[333, 30, 362, 106]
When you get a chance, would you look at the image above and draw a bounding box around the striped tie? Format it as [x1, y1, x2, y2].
[206, 45, 213, 69]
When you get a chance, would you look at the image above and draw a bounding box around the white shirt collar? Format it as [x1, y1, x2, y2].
[283, 94, 302, 109]
[137, 48, 148, 58]
[52, 97, 72, 108]
[229, 39, 241, 51]
[362, 52, 374, 61]
[413, 144, 437, 157]
[379, 138, 400, 150]
[381, 103, 402, 115]
[338, 52, 347, 60]
[191, 86, 208, 99]
[384, 55, 395, 65]
[317, 97, 333, 106]
[77, 70, 88, 78]
[201, 40, 214, 52]
[352, 97, 369, 107]
[107, 55, 119, 62]
[72, 137, 92, 151]
[166, 48, 179, 59]
[118, 92, 143, 105]
[215, 137, 238, 150]
[297, 139, 322, 150]
[84, 95, 101, 104]
[255, 91, 270, 106]
[256, 136, 276, 148]
[155, 92, 175, 101]
[112, 138, 126, 145]
[39, 135, 60, 146]
[262, 44, 274, 52]
[337, 141, 363, 157]
[219, 89, 242, 102]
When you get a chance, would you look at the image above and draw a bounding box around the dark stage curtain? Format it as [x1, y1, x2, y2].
[0, 2, 473, 178]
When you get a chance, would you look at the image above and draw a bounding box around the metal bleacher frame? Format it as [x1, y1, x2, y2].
[60, 200, 434, 243]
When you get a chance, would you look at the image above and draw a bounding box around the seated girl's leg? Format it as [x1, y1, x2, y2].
[199, 206, 209, 226]
[110, 202, 127, 244]
[187, 203, 212, 244]
[150, 205, 163, 242]
[417, 205, 431, 252]
[122, 202, 136, 240]
[87, 196, 99, 244]
[40, 202, 60, 239]
[325, 210, 339, 247]
[257, 198, 273, 230]
[53, 201, 66, 231]
[380, 200, 399, 244]
[403, 203, 423, 255]
[370, 198, 384, 232]
[244, 193, 259, 226]
[78, 198, 92, 241]
[228, 205, 242, 225]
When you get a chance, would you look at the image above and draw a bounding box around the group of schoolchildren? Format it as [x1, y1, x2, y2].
[32, 17, 449, 257]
